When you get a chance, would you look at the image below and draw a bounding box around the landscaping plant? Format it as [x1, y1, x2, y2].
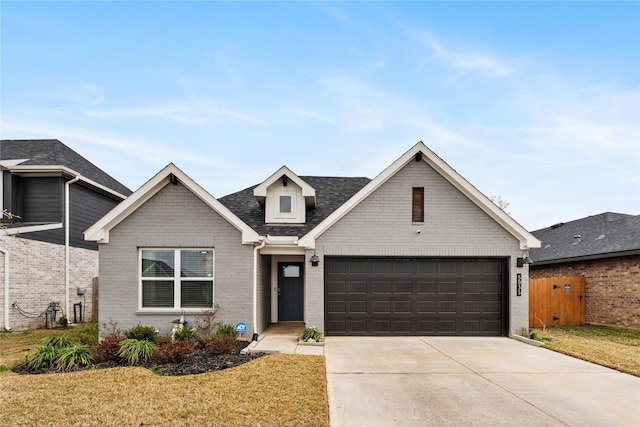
[124, 324, 157, 342]
[213, 323, 238, 339]
[54, 342, 93, 370]
[205, 336, 237, 356]
[117, 339, 157, 365]
[299, 326, 324, 342]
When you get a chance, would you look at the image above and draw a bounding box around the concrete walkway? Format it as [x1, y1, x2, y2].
[245, 322, 324, 356]
[325, 336, 640, 427]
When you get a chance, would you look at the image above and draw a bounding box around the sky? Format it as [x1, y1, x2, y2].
[1, 1, 638, 231]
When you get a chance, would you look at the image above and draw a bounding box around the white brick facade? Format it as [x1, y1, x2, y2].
[0, 234, 97, 331]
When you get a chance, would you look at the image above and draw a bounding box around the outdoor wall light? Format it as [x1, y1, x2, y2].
[310, 253, 320, 266]
[516, 252, 533, 268]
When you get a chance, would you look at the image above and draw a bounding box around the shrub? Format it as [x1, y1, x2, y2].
[55, 343, 93, 370]
[57, 316, 68, 329]
[101, 320, 123, 339]
[193, 305, 221, 337]
[298, 326, 324, 342]
[118, 339, 156, 365]
[39, 335, 76, 349]
[93, 336, 123, 364]
[75, 323, 99, 346]
[213, 324, 238, 339]
[173, 326, 198, 342]
[124, 324, 157, 342]
[26, 344, 58, 370]
[26, 335, 78, 370]
[206, 337, 237, 355]
[152, 341, 194, 364]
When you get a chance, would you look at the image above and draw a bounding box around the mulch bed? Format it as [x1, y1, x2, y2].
[13, 341, 266, 376]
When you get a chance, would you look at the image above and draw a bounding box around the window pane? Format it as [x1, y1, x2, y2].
[142, 250, 175, 277]
[142, 280, 174, 307]
[181, 280, 213, 308]
[279, 195, 292, 213]
[283, 265, 300, 277]
[181, 250, 213, 277]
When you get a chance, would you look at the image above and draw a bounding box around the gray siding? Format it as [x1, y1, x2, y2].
[98, 182, 254, 337]
[306, 159, 528, 335]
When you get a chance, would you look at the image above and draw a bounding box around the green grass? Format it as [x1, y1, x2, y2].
[535, 324, 640, 377]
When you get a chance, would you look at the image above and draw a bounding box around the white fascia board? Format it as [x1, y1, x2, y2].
[8, 165, 128, 200]
[3, 223, 63, 235]
[253, 165, 316, 206]
[84, 163, 260, 245]
[299, 141, 541, 251]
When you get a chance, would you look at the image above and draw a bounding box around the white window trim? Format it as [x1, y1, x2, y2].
[138, 248, 215, 313]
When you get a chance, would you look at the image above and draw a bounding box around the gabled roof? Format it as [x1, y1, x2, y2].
[0, 139, 132, 197]
[298, 141, 541, 250]
[85, 163, 261, 244]
[530, 212, 640, 265]
[219, 176, 371, 237]
[253, 165, 317, 208]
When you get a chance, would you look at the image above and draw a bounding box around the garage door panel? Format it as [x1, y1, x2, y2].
[349, 281, 367, 294]
[325, 257, 506, 336]
[418, 281, 436, 294]
[394, 281, 412, 294]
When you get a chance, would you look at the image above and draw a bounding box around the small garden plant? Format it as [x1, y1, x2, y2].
[299, 326, 324, 342]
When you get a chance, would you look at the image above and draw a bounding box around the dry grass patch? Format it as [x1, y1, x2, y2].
[536, 325, 640, 377]
[0, 353, 328, 426]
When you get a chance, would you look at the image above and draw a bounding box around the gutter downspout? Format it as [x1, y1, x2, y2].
[1, 247, 10, 331]
[65, 175, 81, 323]
[252, 237, 267, 341]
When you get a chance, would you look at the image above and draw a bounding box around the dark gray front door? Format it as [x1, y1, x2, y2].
[278, 262, 304, 321]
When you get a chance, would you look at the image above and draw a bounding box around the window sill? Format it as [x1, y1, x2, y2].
[136, 308, 211, 315]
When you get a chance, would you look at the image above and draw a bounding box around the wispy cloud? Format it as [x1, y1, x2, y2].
[406, 28, 512, 80]
[283, 107, 334, 124]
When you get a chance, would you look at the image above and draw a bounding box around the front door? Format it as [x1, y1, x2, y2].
[278, 262, 304, 321]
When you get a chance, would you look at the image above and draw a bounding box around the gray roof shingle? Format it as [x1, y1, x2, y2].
[1, 139, 132, 196]
[530, 212, 640, 264]
[219, 176, 371, 237]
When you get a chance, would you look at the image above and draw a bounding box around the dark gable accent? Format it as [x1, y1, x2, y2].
[219, 176, 371, 237]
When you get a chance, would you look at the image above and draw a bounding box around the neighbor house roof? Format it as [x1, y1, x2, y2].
[530, 212, 640, 265]
[219, 176, 371, 237]
[0, 139, 132, 197]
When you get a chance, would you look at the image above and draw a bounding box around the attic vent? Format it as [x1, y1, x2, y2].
[573, 235, 582, 244]
[551, 222, 564, 229]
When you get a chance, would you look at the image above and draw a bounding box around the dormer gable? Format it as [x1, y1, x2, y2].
[253, 166, 316, 224]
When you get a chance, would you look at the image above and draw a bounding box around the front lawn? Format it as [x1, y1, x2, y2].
[0, 328, 329, 426]
[534, 324, 640, 377]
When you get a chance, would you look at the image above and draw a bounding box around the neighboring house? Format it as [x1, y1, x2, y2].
[530, 212, 640, 329]
[86, 142, 540, 338]
[0, 139, 131, 331]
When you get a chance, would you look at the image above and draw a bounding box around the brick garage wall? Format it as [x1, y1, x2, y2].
[0, 235, 97, 331]
[530, 255, 640, 329]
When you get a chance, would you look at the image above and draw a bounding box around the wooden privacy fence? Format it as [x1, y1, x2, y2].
[529, 276, 585, 328]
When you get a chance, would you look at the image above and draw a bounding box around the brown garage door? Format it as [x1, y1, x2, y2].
[325, 257, 507, 336]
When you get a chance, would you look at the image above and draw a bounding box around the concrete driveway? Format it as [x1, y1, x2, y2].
[325, 337, 640, 426]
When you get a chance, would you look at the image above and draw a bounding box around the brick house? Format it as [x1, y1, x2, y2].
[86, 142, 541, 338]
[530, 212, 640, 329]
[1, 140, 131, 331]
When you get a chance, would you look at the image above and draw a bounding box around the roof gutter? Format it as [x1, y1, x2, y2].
[252, 237, 267, 341]
[65, 175, 81, 323]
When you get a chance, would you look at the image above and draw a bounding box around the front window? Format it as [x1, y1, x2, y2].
[140, 249, 213, 309]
